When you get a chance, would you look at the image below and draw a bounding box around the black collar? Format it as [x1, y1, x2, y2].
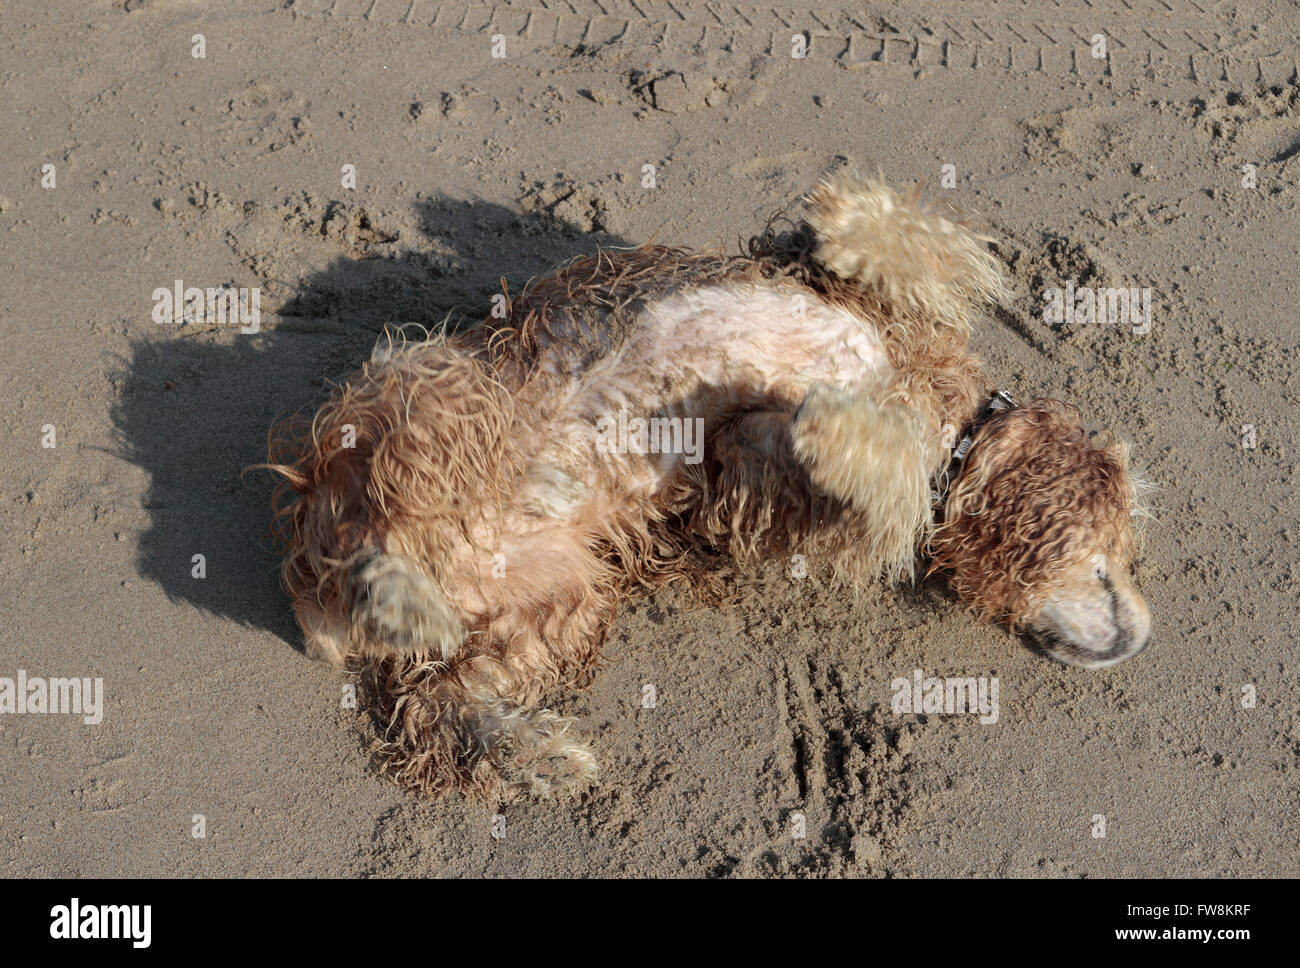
[932, 390, 1017, 509]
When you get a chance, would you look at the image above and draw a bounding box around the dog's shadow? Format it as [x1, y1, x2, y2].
[111, 196, 633, 651]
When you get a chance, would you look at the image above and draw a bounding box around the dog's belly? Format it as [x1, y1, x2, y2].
[627, 282, 890, 396]
[517, 282, 893, 510]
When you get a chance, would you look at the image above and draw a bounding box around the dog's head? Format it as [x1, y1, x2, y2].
[930, 400, 1151, 669]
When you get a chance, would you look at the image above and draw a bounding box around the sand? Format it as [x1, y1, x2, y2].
[1, 0, 1297, 877]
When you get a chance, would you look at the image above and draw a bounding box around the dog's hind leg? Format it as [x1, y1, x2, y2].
[789, 385, 932, 580]
[349, 547, 463, 663]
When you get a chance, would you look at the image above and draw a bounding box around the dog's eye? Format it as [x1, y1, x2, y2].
[1091, 554, 1107, 579]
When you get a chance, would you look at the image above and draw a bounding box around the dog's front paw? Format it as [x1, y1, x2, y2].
[350, 552, 462, 662]
[791, 385, 930, 579]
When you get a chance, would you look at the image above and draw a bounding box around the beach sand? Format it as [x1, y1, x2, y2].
[1, 0, 1297, 876]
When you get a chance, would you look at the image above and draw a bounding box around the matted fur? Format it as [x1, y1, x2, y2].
[265, 338, 523, 665]
[263, 174, 1144, 801]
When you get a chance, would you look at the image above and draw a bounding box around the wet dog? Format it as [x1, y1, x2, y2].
[264, 175, 1150, 799]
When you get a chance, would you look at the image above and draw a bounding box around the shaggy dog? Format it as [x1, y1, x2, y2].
[264, 175, 1151, 800]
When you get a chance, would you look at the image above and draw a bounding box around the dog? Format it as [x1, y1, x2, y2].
[263, 174, 1151, 800]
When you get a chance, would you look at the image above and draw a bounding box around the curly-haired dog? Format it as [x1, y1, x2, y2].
[264, 175, 1151, 800]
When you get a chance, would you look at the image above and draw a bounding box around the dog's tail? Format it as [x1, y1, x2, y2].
[804, 173, 1010, 344]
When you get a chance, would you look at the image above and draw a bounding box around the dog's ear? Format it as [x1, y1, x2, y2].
[791, 385, 930, 581]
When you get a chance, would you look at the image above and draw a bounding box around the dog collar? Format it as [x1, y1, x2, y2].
[932, 390, 1017, 509]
